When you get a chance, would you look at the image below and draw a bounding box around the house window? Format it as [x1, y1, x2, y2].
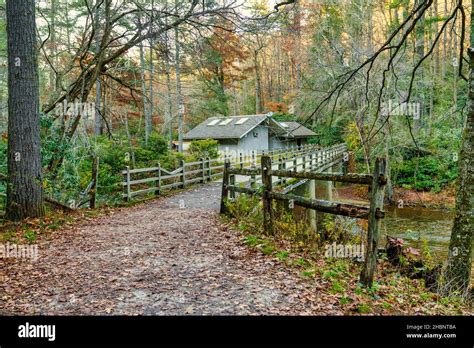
[253, 131, 258, 137]
[207, 119, 220, 126]
[219, 119, 233, 126]
[236, 117, 249, 125]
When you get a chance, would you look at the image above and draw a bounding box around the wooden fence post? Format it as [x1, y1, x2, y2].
[156, 163, 161, 195]
[261, 155, 273, 235]
[220, 160, 230, 214]
[250, 162, 256, 188]
[200, 158, 205, 183]
[90, 156, 99, 208]
[207, 157, 212, 181]
[229, 173, 236, 199]
[239, 152, 243, 169]
[342, 151, 349, 175]
[360, 157, 387, 288]
[180, 159, 185, 188]
[125, 165, 131, 202]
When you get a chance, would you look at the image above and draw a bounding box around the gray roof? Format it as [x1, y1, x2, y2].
[184, 114, 269, 140]
[183, 114, 316, 140]
[281, 121, 317, 138]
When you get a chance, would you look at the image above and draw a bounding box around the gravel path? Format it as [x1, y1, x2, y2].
[0, 183, 343, 315]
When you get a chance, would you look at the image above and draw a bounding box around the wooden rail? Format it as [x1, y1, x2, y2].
[121, 143, 332, 201]
[121, 157, 223, 201]
[220, 145, 386, 288]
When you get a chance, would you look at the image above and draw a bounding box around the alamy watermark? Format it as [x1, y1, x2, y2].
[54, 99, 96, 120]
[381, 99, 421, 120]
[0, 242, 39, 262]
[324, 242, 365, 261]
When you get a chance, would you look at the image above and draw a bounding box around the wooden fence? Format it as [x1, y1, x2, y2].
[121, 143, 328, 201]
[121, 157, 224, 201]
[220, 145, 387, 288]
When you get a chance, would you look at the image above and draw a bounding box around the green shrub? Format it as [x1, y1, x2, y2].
[393, 155, 457, 191]
[188, 139, 219, 159]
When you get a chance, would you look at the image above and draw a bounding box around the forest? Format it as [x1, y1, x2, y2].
[0, 0, 472, 319]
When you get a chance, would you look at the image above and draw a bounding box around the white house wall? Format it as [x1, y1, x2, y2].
[218, 125, 269, 157]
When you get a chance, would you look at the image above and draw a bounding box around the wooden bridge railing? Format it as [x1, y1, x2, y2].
[219, 145, 387, 288]
[121, 143, 328, 201]
[121, 157, 224, 201]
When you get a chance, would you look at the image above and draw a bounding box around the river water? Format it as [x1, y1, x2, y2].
[382, 206, 454, 258]
[382, 206, 474, 280]
[298, 182, 472, 277]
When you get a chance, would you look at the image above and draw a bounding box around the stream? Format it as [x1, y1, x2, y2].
[382, 206, 474, 280]
[298, 182, 473, 278]
[382, 206, 454, 259]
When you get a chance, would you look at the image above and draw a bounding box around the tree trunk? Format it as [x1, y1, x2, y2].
[145, 0, 155, 143]
[383, 125, 393, 203]
[174, 9, 184, 153]
[94, 0, 102, 136]
[254, 50, 263, 114]
[163, 6, 174, 150]
[139, 39, 149, 144]
[453, 18, 458, 108]
[434, 0, 440, 74]
[65, 0, 71, 50]
[443, 2, 474, 296]
[164, 38, 174, 150]
[148, 37, 154, 139]
[6, 0, 44, 220]
[442, 0, 447, 78]
[49, 0, 57, 92]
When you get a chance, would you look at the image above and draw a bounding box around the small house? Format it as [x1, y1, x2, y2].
[183, 113, 316, 154]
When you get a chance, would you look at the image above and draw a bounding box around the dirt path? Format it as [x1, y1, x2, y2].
[0, 183, 343, 315]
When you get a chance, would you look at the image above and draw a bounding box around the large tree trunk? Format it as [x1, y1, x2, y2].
[6, 0, 44, 220]
[443, 4, 474, 295]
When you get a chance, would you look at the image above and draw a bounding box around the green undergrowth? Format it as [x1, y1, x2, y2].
[222, 194, 473, 315]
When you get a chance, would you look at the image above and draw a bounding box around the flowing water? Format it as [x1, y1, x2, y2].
[382, 206, 474, 280]
[300, 182, 472, 278]
[381, 206, 454, 259]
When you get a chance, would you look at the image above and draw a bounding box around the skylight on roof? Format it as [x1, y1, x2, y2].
[219, 119, 233, 126]
[207, 119, 220, 126]
[280, 122, 289, 128]
[235, 118, 249, 125]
